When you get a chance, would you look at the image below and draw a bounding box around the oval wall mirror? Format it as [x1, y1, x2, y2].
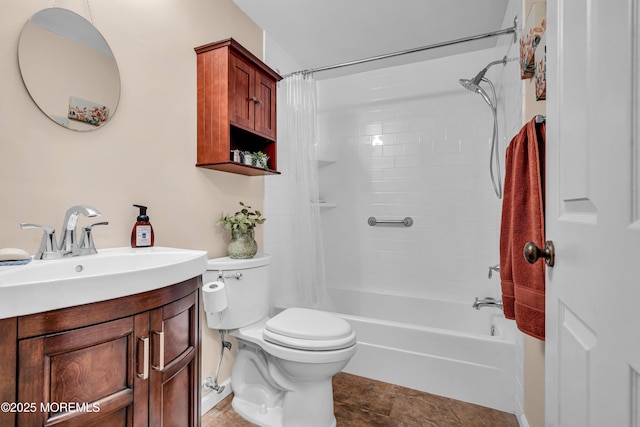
[18, 8, 120, 131]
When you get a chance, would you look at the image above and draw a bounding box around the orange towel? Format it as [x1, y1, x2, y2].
[500, 118, 546, 340]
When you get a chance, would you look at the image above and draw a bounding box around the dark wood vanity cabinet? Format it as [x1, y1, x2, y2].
[195, 38, 282, 176]
[0, 277, 201, 427]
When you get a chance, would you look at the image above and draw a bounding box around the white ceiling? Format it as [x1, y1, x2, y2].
[233, 0, 511, 78]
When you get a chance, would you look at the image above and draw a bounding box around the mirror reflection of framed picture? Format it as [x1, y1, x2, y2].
[68, 96, 109, 126]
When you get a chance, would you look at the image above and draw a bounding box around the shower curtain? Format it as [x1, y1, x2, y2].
[265, 73, 331, 311]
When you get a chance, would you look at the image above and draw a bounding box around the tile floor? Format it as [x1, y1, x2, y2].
[201, 372, 520, 427]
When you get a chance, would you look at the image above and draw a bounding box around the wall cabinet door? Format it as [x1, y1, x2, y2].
[228, 53, 277, 140]
[253, 69, 277, 140]
[229, 53, 254, 132]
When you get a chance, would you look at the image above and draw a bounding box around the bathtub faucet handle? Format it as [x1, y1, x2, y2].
[488, 264, 500, 279]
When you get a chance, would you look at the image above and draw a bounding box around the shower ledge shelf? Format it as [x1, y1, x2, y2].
[314, 202, 337, 209]
[317, 159, 337, 168]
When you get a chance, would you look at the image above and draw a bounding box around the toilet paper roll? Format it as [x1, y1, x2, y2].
[202, 281, 228, 313]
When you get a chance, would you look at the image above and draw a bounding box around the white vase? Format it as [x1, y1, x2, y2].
[255, 156, 269, 169]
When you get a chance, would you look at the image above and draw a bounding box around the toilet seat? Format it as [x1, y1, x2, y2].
[263, 308, 357, 351]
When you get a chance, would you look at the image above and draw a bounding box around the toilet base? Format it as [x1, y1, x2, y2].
[232, 395, 337, 427]
[230, 338, 345, 427]
[232, 396, 284, 427]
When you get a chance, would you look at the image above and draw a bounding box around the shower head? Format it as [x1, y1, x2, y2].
[458, 78, 481, 93]
[458, 56, 507, 94]
[459, 77, 495, 109]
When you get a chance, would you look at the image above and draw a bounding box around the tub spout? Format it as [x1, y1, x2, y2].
[473, 297, 503, 310]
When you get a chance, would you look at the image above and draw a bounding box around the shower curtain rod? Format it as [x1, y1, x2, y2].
[284, 16, 518, 78]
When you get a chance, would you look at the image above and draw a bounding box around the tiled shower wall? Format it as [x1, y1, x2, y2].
[264, 4, 525, 417]
[316, 47, 516, 302]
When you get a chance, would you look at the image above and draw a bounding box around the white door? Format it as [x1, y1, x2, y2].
[546, 0, 640, 426]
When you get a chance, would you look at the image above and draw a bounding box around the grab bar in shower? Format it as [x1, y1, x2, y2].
[367, 217, 414, 227]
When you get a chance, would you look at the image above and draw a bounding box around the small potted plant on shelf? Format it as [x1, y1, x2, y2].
[242, 151, 253, 166]
[216, 202, 266, 259]
[252, 151, 269, 170]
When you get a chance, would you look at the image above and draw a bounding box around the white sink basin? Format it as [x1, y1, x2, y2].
[0, 246, 207, 318]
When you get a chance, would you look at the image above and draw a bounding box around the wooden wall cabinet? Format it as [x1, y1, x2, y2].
[0, 277, 201, 427]
[195, 38, 283, 176]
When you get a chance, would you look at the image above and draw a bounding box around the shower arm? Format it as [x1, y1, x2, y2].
[471, 56, 507, 86]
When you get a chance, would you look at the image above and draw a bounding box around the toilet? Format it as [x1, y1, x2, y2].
[202, 254, 357, 427]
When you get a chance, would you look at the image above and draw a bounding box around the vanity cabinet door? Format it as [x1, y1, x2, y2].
[17, 314, 149, 427]
[148, 291, 199, 427]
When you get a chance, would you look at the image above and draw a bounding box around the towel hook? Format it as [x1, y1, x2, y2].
[523, 241, 555, 267]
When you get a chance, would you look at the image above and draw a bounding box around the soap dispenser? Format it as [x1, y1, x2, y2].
[131, 204, 154, 248]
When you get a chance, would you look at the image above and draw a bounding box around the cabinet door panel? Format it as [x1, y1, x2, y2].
[0, 318, 17, 427]
[162, 365, 192, 427]
[18, 316, 139, 427]
[229, 53, 254, 130]
[49, 333, 128, 404]
[84, 408, 128, 427]
[254, 70, 277, 140]
[149, 291, 199, 427]
[163, 309, 190, 364]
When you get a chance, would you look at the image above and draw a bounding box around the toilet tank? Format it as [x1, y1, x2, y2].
[203, 253, 271, 330]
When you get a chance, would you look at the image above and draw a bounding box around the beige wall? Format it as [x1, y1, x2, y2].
[0, 0, 264, 400]
[522, 1, 547, 426]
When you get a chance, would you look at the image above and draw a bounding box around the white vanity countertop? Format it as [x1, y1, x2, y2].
[0, 246, 208, 318]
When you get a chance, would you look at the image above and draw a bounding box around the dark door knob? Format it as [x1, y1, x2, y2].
[523, 240, 555, 267]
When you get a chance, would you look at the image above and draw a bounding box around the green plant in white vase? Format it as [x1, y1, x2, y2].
[252, 151, 269, 170]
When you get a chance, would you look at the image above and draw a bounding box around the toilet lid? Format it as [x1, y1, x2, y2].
[263, 308, 356, 351]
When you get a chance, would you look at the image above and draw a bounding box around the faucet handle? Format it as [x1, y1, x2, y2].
[488, 264, 500, 279]
[78, 221, 109, 255]
[20, 223, 61, 260]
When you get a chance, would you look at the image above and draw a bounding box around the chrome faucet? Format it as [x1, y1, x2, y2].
[77, 221, 109, 256]
[473, 297, 503, 310]
[21, 204, 106, 259]
[19, 223, 61, 260]
[59, 205, 101, 255]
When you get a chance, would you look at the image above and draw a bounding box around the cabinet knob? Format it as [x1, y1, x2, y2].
[249, 96, 262, 104]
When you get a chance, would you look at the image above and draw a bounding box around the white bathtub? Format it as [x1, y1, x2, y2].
[326, 288, 517, 413]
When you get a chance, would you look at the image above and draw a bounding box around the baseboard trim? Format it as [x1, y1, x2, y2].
[201, 379, 232, 416]
[517, 412, 530, 427]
